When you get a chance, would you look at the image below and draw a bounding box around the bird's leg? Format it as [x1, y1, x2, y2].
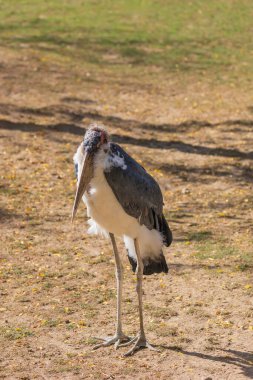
[93, 233, 131, 350]
[122, 238, 159, 356]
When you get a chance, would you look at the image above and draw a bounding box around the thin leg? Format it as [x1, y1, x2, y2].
[135, 238, 145, 337]
[93, 233, 131, 350]
[123, 238, 159, 356]
[111, 232, 124, 337]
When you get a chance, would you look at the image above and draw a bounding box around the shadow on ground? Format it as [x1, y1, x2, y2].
[0, 102, 253, 186]
[162, 346, 253, 379]
[0, 105, 253, 160]
[0, 115, 252, 161]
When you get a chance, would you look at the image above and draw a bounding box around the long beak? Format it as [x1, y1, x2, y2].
[71, 152, 94, 222]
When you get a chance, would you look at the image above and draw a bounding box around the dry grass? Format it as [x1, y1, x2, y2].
[0, 44, 252, 379]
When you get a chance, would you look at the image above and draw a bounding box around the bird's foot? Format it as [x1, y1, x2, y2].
[92, 333, 132, 350]
[121, 333, 160, 356]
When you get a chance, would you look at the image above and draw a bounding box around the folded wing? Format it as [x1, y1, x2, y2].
[104, 143, 172, 247]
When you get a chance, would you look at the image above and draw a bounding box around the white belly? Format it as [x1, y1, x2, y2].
[85, 165, 140, 238]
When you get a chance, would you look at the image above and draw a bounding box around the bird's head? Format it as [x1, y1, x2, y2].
[71, 125, 109, 221]
[83, 126, 109, 154]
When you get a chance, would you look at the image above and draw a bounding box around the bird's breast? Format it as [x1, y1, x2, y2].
[83, 162, 138, 238]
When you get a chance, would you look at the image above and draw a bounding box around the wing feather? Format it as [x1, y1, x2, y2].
[104, 143, 172, 246]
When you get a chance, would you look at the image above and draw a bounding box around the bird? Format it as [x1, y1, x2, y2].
[72, 124, 172, 356]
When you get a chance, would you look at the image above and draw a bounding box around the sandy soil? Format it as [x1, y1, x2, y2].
[0, 47, 252, 379]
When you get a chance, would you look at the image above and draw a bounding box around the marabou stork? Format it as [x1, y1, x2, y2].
[72, 125, 172, 356]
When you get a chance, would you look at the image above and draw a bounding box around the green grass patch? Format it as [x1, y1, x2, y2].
[194, 241, 237, 260]
[0, 326, 34, 340]
[235, 263, 252, 272]
[188, 228, 253, 269]
[188, 231, 213, 242]
[193, 240, 253, 268]
[0, 0, 252, 78]
[81, 337, 99, 346]
[41, 319, 59, 327]
[145, 304, 178, 319]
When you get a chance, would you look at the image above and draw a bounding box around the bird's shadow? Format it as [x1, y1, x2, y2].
[158, 345, 253, 379]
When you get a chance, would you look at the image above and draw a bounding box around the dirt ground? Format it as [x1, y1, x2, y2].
[0, 46, 252, 379]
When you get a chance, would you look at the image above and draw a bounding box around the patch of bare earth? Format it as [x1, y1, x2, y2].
[0, 47, 252, 379]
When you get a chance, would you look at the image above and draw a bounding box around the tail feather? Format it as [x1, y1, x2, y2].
[161, 215, 173, 247]
[123, 227, 169, 276]
[127, 252, 168, 275]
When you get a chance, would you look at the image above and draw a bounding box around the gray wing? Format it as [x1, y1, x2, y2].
[104, 143, 172, 246]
